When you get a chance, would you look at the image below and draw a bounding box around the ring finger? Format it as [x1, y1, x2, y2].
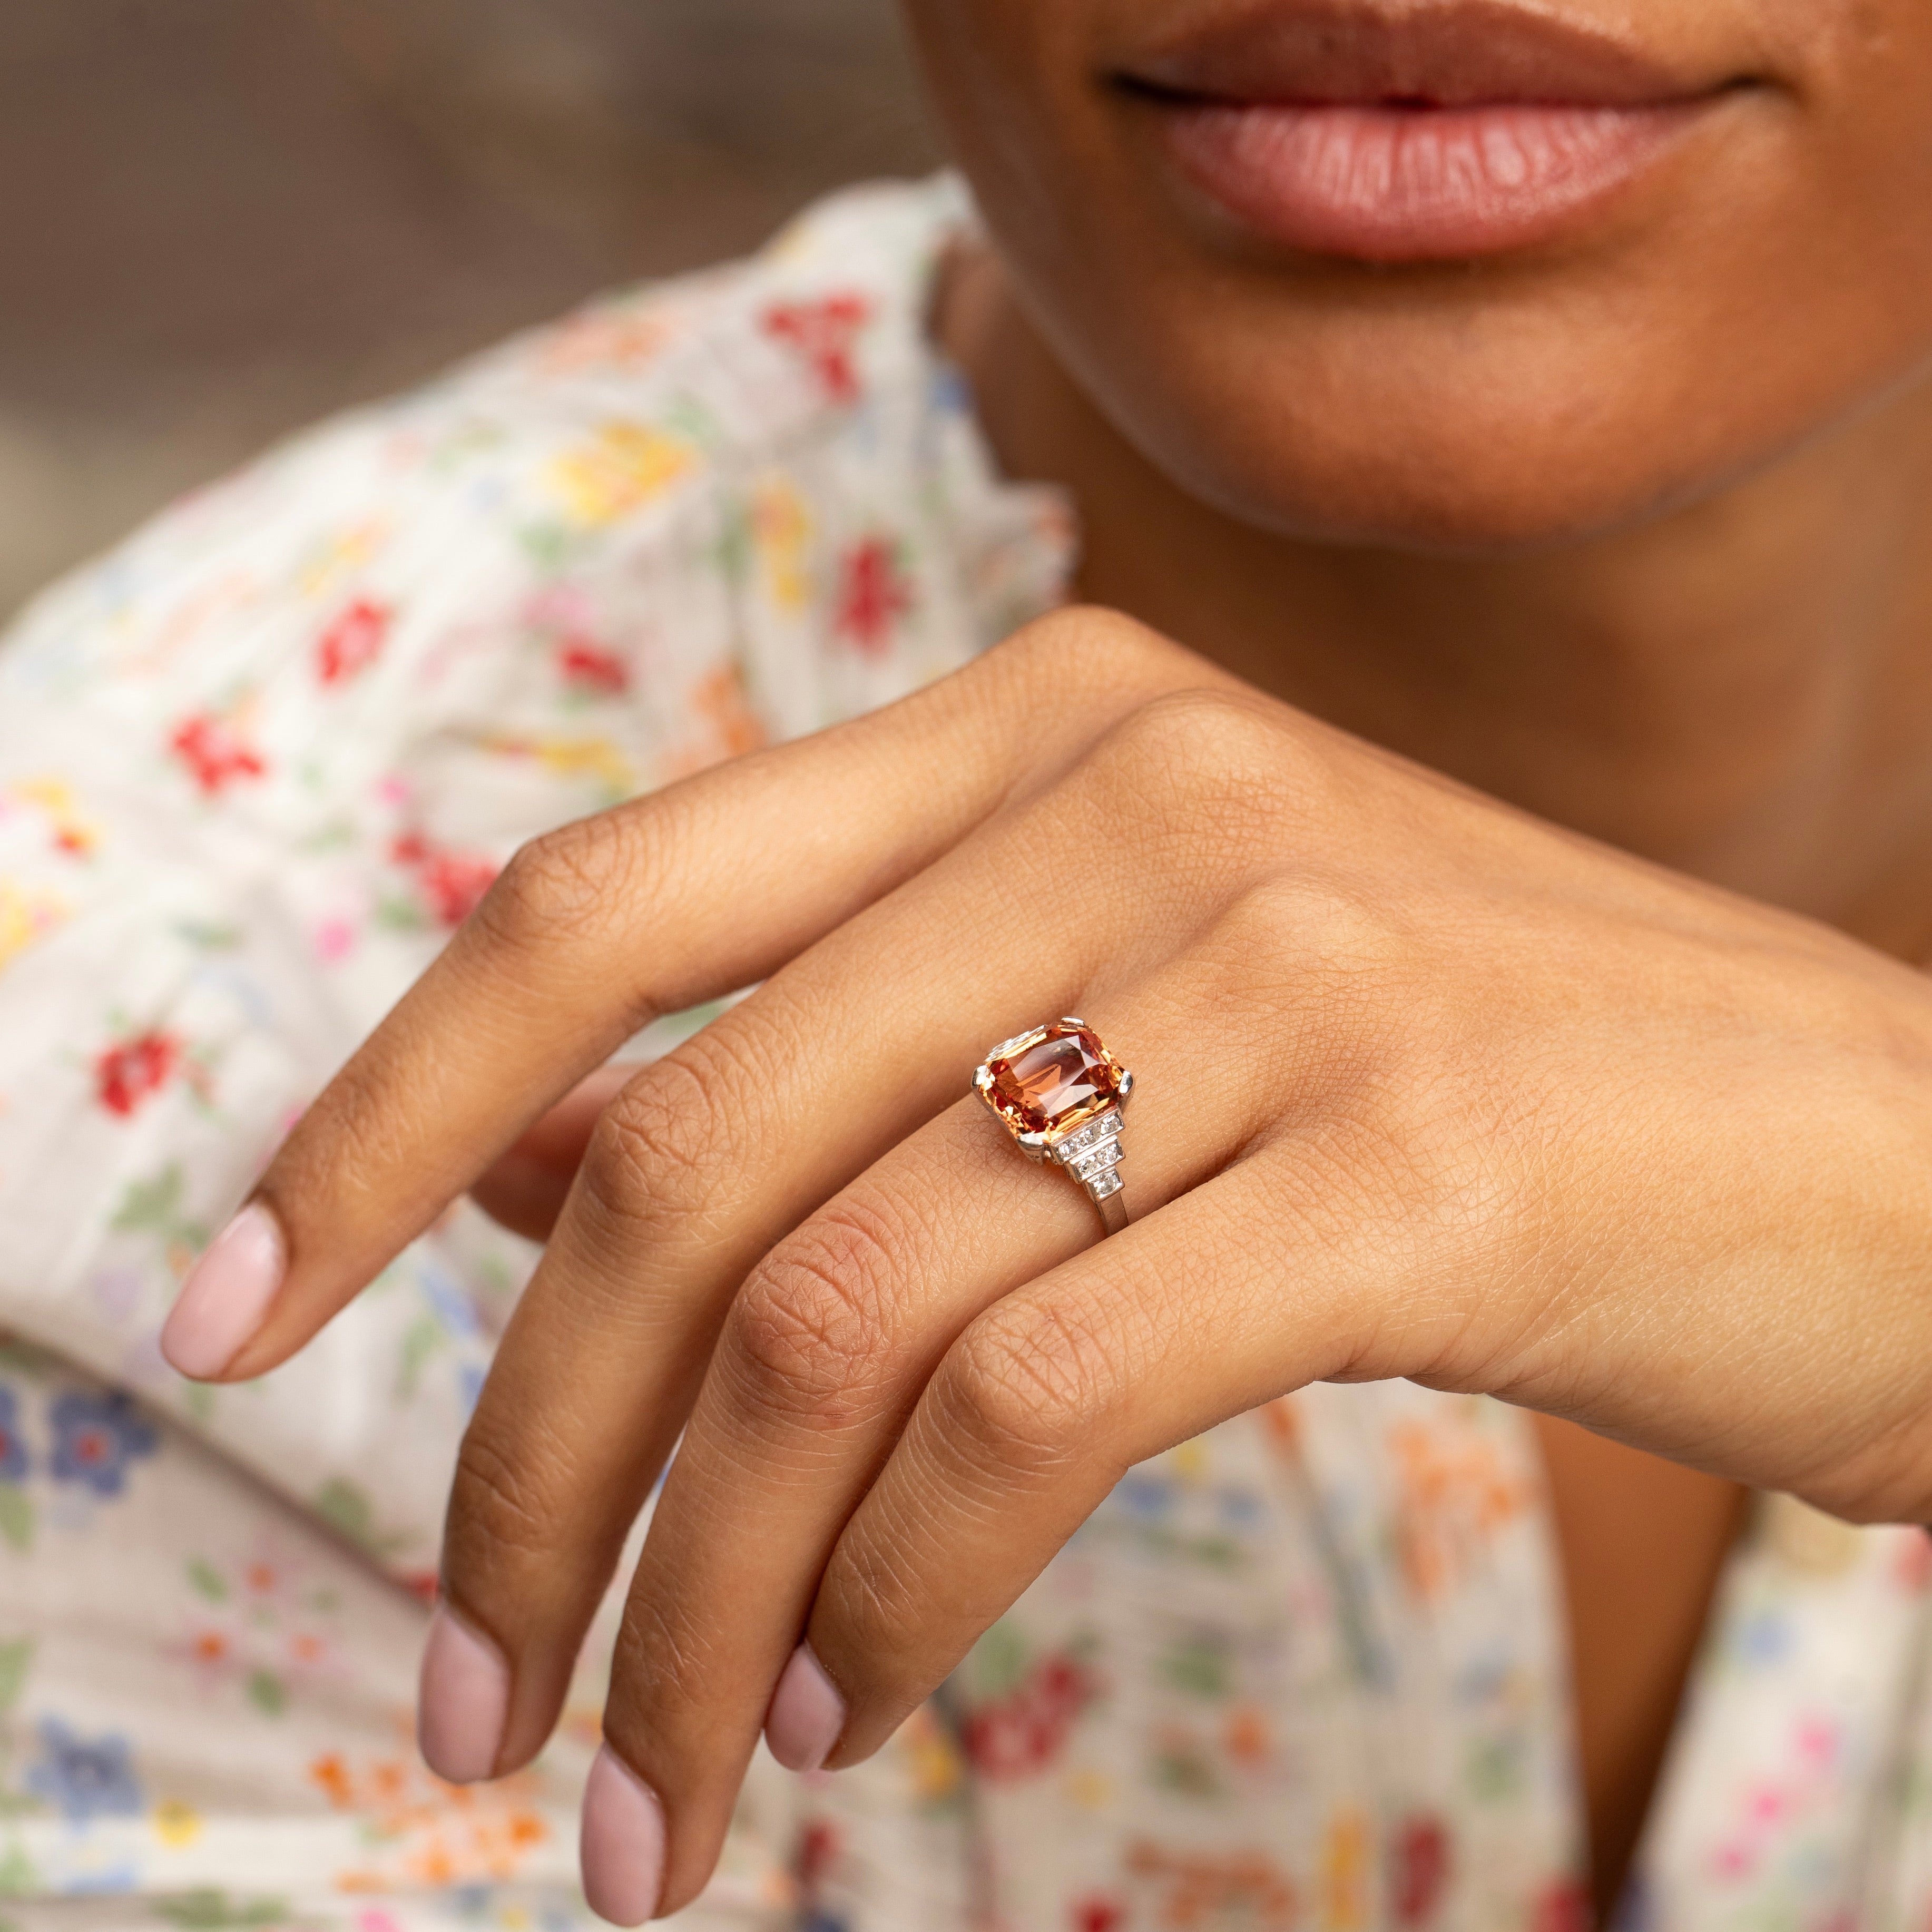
[583, 943, 1312, 1921]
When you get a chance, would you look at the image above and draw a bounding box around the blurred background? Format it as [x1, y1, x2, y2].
[0, 0, 943, 622]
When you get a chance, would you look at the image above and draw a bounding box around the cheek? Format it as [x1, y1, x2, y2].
[920, 5, 1932, 551]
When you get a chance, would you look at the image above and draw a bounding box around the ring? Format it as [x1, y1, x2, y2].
[973, 1018, 1134, 1237]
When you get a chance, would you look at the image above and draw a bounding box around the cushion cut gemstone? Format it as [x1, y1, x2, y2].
[984, 1024, 1123, 1139]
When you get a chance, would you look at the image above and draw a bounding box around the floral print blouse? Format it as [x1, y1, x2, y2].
[1, 174, 1929, 1932]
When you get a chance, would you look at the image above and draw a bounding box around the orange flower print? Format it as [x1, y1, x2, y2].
[171, 714, 267, 796]
[390, 833, 499, 928]
[95, 1029, 181, 1116]
[835, 536, 915, 657]
[557, 638, 631, 697]
[317, 599, 391, 684]
[1389, 1415, 1530, 1602]
[312, 1744, 549, 1890]
[1124, 1839, 1297, 1930]
[762, 293, 873, 405]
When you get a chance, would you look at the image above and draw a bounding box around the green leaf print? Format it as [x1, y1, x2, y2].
[0, 1490, 28, 1556]
[154, 1889, 295, 1931]
[1161, 1632, 1232, 1700]
[109, 1163, 210, 1252]
[187, 1557, 228, 1603]
[312, 1478, 409, 1558]
[244, 1669, 286, 1717]
[968, 1621, 1029, 1700]
[110, 1165, 188, 1234]
[0, 1642, 31, 1715]
[396, 1316, 443, 1401]
[0, 1842, 33, 1898]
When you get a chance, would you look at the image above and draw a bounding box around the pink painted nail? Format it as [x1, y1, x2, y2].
[417, 1606, 510, 1784]
[764, 1643, 846, 1773]
[160, 1202, 287, 1379]
[581, 1745, 666, 1927]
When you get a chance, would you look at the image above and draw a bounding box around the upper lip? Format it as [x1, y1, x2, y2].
[1115, 0, 1723, 109]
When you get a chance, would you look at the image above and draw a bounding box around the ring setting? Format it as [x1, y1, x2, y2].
[973, 1018, 1134, 1235]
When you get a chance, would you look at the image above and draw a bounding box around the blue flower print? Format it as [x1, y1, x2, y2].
[25, 1717, 143, 1822]
[0, 1383, 27, 1481]
[48, 1390, 158, 1497]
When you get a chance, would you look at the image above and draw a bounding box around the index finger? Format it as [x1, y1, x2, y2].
[158, 613, 1212, 1381]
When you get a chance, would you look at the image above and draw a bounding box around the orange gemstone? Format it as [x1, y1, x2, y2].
[984, 1024, 1124, 1139]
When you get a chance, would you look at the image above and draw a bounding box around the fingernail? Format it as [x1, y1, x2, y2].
[581, 1745, 666, 1927]
[417, 1605, 510, 1783]
[764, 1643, 846, 1773]
[160, 1202, 286, 1379]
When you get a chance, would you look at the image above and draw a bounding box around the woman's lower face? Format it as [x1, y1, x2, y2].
[899, 0, 1932, 553]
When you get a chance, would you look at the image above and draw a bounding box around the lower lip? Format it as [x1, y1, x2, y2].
[1156, 98, 1706, 262]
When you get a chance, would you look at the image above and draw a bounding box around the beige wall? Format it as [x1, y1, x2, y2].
[0, 0, 940, 620]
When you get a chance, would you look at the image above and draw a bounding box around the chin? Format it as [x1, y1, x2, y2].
[1044, 286, 1865, 556]
[1143, 406, 1729, 556]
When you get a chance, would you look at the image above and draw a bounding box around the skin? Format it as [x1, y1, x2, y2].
[168, 0, 1932, 1920]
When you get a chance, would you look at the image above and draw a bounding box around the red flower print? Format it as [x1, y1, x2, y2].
[317, 599, 391, 684]
[1071, 1897, 1126, 1932]
[171, 715, 266, 796]
[961, 1652, 1098, 1781]
[1897, 1527, 1932, 1593]
[95, 1030, 181, 1117]
[391, 833, 499, 928]
[833, 536, 914, 657]
[797, 1819, 843, 1891]
[1531, 1880, 1591, 1932]
[557, 639, 631, 697]
[762, 294, 874, 405]
[1391, 1814, 1452, 1927]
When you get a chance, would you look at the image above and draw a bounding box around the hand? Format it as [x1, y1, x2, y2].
[170, 609, 1932, 1921]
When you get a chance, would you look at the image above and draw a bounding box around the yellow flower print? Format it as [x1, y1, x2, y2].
[894, 1704, 965, 1807]
[479, 732, 638, 806]
[1063, 1766, 1114, 1812]
[0, 878, 70, 972]
[152, 1799, 202, 1847]
[297, 519, 387, 598]
[549, 422, 697, 527]
[1319, 1806, 1369, 1930]
[533, 736, 635, 794]
[752, 477, 815, 614]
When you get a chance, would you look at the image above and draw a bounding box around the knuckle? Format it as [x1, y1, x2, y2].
[1116, 685, 1296, 783]
[444, 1410, 576, 1587]
[934, 1298, 1123, 1480]
[821, 1533, 931, 1683]
[724, 1204, 911, 1428]
[576, 1042, 742, 1232]
[473, 809, 663, 958]
[609, 1581, 722, 1737]
[1085, 687, 1322, 854]
[996, 604, 1189, 692]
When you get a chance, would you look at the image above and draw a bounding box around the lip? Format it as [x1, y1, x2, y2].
[1116, 1, 1744, 262]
